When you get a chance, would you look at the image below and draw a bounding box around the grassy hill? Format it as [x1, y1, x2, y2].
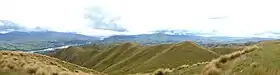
[52, 41, 221, 75]
[3, 40, 279, 75]
[0, 51, 105, 75]
[51, 40, 280, 75]
[221, 40, 280, 75]
[132, 40, 280, 75]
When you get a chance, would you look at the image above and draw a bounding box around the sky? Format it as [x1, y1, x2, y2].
[0, 0, 280, 37]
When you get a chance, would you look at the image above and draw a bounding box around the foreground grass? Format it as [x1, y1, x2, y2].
[0, 51, 105, 75]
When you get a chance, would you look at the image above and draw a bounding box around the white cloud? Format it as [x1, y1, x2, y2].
[0, 21, 3, 25]
[1, 0, 280, 37]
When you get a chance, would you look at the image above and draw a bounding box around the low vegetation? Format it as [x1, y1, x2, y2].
[0, 51, 104, 75]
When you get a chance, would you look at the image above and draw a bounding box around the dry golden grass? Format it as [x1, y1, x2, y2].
[127, 61, 210, 75]
[201, 45, 259, 75]
[160, 41, 280, 75]
[210, 47, 244, 55]
[52, 40, 280, 75]
[4, 40, 280, 75]
[0, 51, 105, 75]
[128, 45, 259, 75]
[53, 41, 218, 75]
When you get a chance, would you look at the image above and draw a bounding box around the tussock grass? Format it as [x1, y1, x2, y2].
[0, 51, 105, 75]
[131, 45, 259, 75]
[152, 68, 173, 75]
[129, 61, 211, 75]
[53, 41, 218, 75]
[201, 45, 259, 75]
[210, 47, 244, 55]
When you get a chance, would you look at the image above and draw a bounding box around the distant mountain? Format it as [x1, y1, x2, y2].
[0, 20, 276, 51]
[0, 20, 100, 51]
[0, 31, 100, 51]
[0, 31, 99, 41]
[253, 31, 280, 38]
[99, 33, 201, 45]
[99, 30, 276, 45]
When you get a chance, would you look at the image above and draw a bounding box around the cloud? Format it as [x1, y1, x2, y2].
[208, 16, 228, 20]
[84, 7, 127, 32]
[0, 0, 88, 29]
[0, 0, 128, 36]
[1, 0, 280, 37]
[0, 20, 25, 31]
[110, 0, 280, 37]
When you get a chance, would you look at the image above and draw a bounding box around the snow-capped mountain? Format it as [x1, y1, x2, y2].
[151, 29, 280, 39]
[152, 29, 217, 36]
[153, 29, 193, 35]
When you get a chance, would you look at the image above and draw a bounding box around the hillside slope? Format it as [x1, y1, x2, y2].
[0, 51, 105, 75]
[220, 40, 280, 75]
[52, 41, 220, 75]
[138, 40, 280, 75]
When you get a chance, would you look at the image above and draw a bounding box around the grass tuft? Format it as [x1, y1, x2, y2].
[201, 45, 259, 75]
[152, 68, 173, 75]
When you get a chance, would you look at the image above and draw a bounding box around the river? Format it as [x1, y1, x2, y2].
[27, 45, 71, 53]
[25, 43, 90, 54]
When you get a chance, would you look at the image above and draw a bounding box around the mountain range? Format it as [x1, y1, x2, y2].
[0, 20, 100, 51]
[0, 20, 278, 51]
[98, 32, 275, 46]
[0, 31, 99, 51]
